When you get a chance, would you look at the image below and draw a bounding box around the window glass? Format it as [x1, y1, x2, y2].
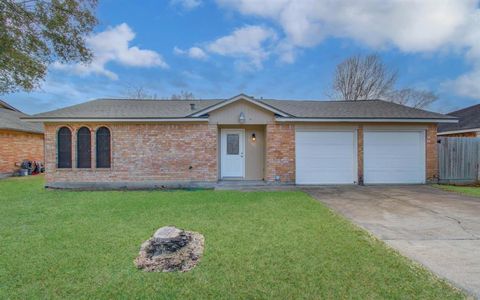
[57, 127, 72, 168]
[96, 127, 111, 168]
[227, 134, 239, 155]
[77, 127, 91, 168]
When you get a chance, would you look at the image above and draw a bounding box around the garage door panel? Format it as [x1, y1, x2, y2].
[297, 131, 353, 142]
[298, 148, 353, 158]
[365, 131, 421, 143]
[296, 131, 356, 185]
[369, 159, 422, 169]
[297, 157, 352, 168]
[367, 144, 420, 151]
[364, 131, 425, 184]
[366, 170, 424, 184]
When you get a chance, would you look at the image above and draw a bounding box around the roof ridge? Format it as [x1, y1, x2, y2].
[93, 98, 225, 102]
[0, 99, 22, 112]
[95, 98, 385, 103]
[261, 99, 383, 103]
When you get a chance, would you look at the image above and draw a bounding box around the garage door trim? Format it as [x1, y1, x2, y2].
[363, 129, 426, 184]
[295, 128, 358, 185]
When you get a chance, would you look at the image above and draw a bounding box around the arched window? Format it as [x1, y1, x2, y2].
[58, 127, 72, 168]
[96, 127, 111, 168]
[77, 127, 91, 168]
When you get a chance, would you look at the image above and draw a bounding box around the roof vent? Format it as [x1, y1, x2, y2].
[190, 103, 196, 110]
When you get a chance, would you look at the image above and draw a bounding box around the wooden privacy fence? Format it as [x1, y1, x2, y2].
[438, 137, 480, 184]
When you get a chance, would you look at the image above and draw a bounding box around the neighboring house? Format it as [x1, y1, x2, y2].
[24, 94, 456, 188]
[0, 100, 44, 177]
[438, 103, 480, 137]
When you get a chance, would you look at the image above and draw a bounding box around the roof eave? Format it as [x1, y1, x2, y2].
[275, 117, 459, 123]
[437, 127, 480, 135]
[21, 117, 209, 123]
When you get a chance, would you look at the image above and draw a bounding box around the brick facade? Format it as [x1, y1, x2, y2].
[357, 125, 364, 184]
[425, 124, 438, 183]
[265, 124, 295, 183]
[44, 123, 218, 185]
[42, 121, 439, 187]
[0, 130, 44, 175]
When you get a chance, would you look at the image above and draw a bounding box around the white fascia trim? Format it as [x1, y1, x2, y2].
[23, 118, 209, 123]
[275, 117, 458, 123]
[437, 128, 480, 135]
[191, 94, 289, 117]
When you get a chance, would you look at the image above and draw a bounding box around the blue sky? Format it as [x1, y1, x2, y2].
[4, 0, 480, 114]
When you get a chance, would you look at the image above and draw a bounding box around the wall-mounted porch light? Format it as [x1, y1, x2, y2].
[251, 133, 256, 141]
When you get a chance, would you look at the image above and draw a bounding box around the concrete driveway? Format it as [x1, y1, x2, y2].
[303, 185, 480, 298]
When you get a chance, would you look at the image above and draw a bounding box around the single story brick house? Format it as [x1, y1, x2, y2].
[25, 94, 456, 188]
[438, 103, 480, 137]
[0, 100, 44, 177]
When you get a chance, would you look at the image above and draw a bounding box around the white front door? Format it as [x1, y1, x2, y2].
[221, 129, 245, 178]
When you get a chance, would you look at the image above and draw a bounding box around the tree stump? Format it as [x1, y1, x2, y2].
[134, 226, 204, 272]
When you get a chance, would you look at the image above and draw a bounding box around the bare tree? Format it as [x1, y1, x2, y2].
[332, 54, 397, 100]
[384, 88, 438, 109]
[125, 84, 157, 99]
[170, 90, 195, 100]
[125, 86, 196, 101]
[331, 54, 438, 109]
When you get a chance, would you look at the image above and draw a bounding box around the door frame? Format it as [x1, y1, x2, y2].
[220, 128, 245, 179]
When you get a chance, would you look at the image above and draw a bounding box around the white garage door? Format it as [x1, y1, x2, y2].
[364, 131, 425, 184]
[296, 131, 356, 184]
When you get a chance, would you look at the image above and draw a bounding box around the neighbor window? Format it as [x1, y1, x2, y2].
[96, 127, 111, 168]
[57, 127, 72, 168]
[77, 127, 91, 168]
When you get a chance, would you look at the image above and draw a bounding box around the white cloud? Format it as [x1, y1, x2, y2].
[444, 70, 480, 98]
[216, 0, 480, 98]
[174, 46, 208, 60]
[448, 10, 480, 98]
[170, 0, 202, 10]
[206, 25, 277, 69]
[53, 23, 168, 80]
[217, 0, 475, 51]
[188, 47, 208, 60]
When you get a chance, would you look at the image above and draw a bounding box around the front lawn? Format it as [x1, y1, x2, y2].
[436, 184, 480, 198]
[0, 176, 463, 299]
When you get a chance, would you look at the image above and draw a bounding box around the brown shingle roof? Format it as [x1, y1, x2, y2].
[25, 96, 455, 121]
[438, 103, 480, 132]
[28, 99, 222, 119]
[260, 99, 453, 119]
[0, 107, 43, 134]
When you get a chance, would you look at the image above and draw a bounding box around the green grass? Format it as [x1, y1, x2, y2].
[0, 176, 463, 299]
[436, 184, 480, 198]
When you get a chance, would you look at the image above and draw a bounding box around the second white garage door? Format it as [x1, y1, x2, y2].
[364, 131, 426, 184]
[296, 131, 357, 184]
